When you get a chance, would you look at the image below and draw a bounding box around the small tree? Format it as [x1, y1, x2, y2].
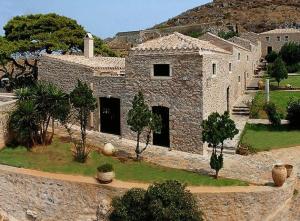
[70, 80, 97, 163]
[264, 102, 282, 126]
[265, 51, 278, 63]
[202, 112, 238, 179]
[286, 98, 300, 129]
[127, 92, 162, 160]
[110, 180, 203, 221]
[267, 57, 288, 87]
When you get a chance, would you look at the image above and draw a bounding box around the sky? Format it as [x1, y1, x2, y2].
[0, 0, 211, 39]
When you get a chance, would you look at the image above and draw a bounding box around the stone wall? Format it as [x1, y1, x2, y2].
[0, 165, 297, 221]
[260, 32, 300, 57]
[0, 100, 16, 148]
[39, 52, 205, 154]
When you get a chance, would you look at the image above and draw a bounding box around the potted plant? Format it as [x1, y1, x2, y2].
[97, 163, 115, 184]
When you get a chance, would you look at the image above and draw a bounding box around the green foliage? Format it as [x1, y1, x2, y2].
[110, 188, 147, 221]
[127, 92, 162, 160]
[218, 30, 238, 40]
[202, 112, 238, 178]
[3, 13, 116, 56]
[9, 82, 70, 148]
[9, 100, 39, 148]
[280, 42, 300, 65]
[187, 31, 204, 38]
[69, 80, 97, 163]
[286, 98, 300, 129]
[97, 163, 114, 172]
[264, 102, 282, 126]
[267, 57, 288, 86]
[286, 63, 300, 73]
[265, 51, 278, 63]
[210, 152, 223, 178]
[110, 180, 203, 221]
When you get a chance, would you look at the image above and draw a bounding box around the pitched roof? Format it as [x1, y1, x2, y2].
[45, 54, 125, 71]
[260, 28, 300, 34]
[202, 32, 250, 52]
[132, 32, 230, 54]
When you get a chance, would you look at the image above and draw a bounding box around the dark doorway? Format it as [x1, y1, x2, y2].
[267, 46, 273, 54]
[100, 97, 121, 135]
[226, 87, 230, 112]
[244, 72, 247, 90]
[153, 106, 170, 147]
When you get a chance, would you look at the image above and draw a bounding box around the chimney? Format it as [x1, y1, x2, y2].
[84, 33, 94, 58]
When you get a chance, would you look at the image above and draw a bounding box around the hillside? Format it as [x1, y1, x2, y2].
[154, 0, 300, 33]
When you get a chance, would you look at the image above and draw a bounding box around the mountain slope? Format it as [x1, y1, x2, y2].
[154, 0, 300, 33]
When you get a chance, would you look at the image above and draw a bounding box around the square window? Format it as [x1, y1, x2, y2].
[238, 53, 241, 60]
[247, 55, 249, 61]
[238, 76, 241, 82]
[153, 64, 170, 77]
[266, 36, 270, 42]
[229, 63, 232, 72]
[277, 36, 281, 41]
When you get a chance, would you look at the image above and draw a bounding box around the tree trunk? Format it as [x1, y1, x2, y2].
[48, 118, 55, 144]
[135, 132, 141, 160]
[215, 170, 219, 179]
[278, 81, 280, 87]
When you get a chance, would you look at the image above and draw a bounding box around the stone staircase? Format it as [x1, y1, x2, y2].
[232, 105, 250, 116]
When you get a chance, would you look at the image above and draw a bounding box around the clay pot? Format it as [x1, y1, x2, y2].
[272, 164, 287, 187]
[97, 171, 115, 184]
[284, 164, 293, 178]
[102, 143, 115, 156]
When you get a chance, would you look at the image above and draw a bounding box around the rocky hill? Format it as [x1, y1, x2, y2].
[108, 0, 300, 56]
[154, 0, 300, 33]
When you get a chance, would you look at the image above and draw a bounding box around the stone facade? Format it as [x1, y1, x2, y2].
[39, 31, 263, 154]
[0, 99, 16, 148]
[0, 165, 297, 221]
[260, 28, 300, 57]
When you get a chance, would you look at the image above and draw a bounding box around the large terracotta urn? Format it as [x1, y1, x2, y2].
[272, 164, 287, 187]
[258, 80, 264, 90]
[102, 143, 115, 156]
[284, 164, 293, 178]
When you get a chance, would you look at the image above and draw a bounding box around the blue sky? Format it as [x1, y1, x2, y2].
[0, 0, 210, 39]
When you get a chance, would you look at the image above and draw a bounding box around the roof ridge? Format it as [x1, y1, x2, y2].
[173, 32, 199, 50]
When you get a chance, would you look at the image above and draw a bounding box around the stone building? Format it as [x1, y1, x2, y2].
[39, 32, 261, 154]
[260, 28, 300, 57]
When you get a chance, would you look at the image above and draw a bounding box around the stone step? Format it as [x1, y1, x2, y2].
[246, 87, 259, 90]
[232, 112, 250, 116]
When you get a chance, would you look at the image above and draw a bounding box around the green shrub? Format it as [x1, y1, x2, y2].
[264, 102, 282, 126]
[109, 180, 203, 221]
[110, 188, 147, 221]
[265, 51, 278, 63]
[286, 99, 300, 129]
[218, 30, 238, 40]
[97, 163, 114, 172]
[249, 95, 264, 118]
[286, 63, 300, 73]
[280, 42, 300, 65]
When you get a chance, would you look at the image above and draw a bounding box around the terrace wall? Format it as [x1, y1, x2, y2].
[0, 165, 297, 221]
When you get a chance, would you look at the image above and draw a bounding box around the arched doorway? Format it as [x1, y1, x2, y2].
[100, 97, 121, 135]
[152, 106, 170, 147]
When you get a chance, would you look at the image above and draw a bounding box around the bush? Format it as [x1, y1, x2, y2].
[286, 99, 300, 129]
[286, 63, 300, 73]
[264, 102, 282, 126]
[265, 51, 278, 63]
[109, 180, 203, 221]
[249, 95, 264, 119]
[97, 163, 114, 172]
[280, 42, 300, 65]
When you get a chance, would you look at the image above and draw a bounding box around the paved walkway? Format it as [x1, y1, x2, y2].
[248, 119, 289, 124]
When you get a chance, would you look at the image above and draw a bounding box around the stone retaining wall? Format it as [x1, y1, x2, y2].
[0, 165, 297, 221]
[0, 100, 16, 148]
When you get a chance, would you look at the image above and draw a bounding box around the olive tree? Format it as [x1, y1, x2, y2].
[267, 57, 288, 87]
[202, 112, 238, 179]
[127, 92, 162, 160]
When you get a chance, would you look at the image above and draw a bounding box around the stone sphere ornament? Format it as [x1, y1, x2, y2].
[272, 164, 287, 187]
[102, 143, 115, 156]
